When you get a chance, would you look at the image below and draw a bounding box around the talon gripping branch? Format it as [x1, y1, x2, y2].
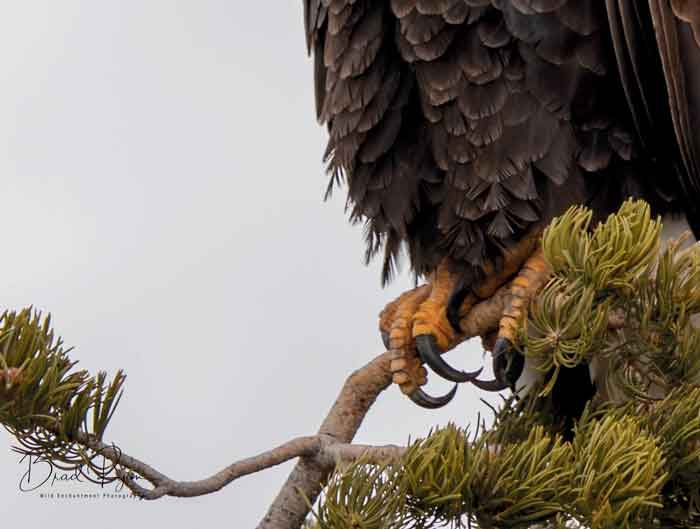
[303, 0, 700, 409]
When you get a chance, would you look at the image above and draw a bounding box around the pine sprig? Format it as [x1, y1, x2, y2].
[570, 413, 667, 529]
[524, 199, 700, 399]
[542, 200, 661, 293]
[311, 460, 407, 529]
[401, 423, 477, 527]
[0, 308, 125, 476]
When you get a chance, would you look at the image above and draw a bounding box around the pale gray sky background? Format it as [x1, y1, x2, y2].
[0, 2, 497, 527]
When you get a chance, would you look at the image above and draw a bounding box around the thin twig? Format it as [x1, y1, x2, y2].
[76, 431, 403, 501]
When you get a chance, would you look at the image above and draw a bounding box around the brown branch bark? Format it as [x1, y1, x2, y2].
[257, 289, 510, 529]
[77, 430, 405, 500]
[47, 289, 510, 526]
[18, 281, 626, 525]
[257, 351, 394, 529]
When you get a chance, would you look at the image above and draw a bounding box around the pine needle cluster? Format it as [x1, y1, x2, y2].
[0, 308, 125, 480]
[313, 200, 700, 529]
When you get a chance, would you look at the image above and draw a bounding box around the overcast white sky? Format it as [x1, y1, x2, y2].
[0, 3, 497, 527]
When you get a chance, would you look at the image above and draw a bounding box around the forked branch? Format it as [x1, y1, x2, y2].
[0, 278, 634, 529]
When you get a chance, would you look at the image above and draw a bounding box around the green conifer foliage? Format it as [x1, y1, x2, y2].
[0, 308, 125, 480]
[315, 200, 700, 529]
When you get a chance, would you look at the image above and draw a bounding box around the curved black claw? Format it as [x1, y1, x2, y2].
[492, 337, 524, 389]
[470, 338, 524, 392]
[470, 377, 508, 392]
[415, 334, 483, 383]
[409, 384, 458, 409]
[381, 330, 391, 350]
[446, 279, 471, 333]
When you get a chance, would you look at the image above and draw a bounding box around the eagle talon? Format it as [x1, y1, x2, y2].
[469, 339, 519, 392]
[492, 337, 524, 390]
[408, 384, 458, 409]
[416, 334, 483, 383]
[446, 281, 471, 333]
[381, 330, 391, 350]
[470, 377, 509, 392]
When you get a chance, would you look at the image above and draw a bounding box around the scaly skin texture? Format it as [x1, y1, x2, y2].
[411, 263, 460, 351]
[498, 249, 552, 344]
[380, 229, 545, 398]
[380, 283, 432, 396]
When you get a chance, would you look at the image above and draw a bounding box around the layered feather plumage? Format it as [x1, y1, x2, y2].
[303, 0, 700, 284]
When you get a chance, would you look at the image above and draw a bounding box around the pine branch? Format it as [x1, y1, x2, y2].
[0, 260, 631, 524]
[304, 200, 700, 529]
[257, 283, 515, 529]
[73, 430, 405, 500]
[6, 199, 698, 529]
[0, 279, 508, 527]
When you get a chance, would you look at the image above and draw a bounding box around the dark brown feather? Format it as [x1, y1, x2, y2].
[672, 0, 700, 46]
[303, 0, 700, 284]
